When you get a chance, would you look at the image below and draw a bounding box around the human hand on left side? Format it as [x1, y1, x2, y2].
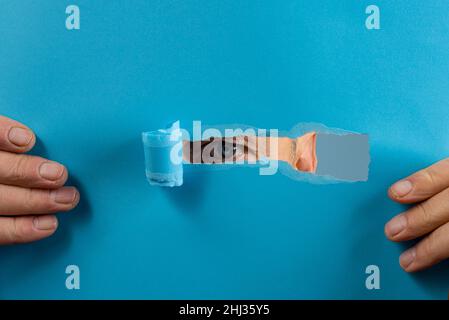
[0, 115, 79, 245]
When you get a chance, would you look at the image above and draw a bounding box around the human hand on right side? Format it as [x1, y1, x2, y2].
[386, 158, 449, 272]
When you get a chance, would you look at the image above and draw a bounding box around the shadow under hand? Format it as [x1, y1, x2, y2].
[410, 259, 449, 299]
[0, 141, 92, 294]
[18, 174, 93, 257]
[57, 174, 93, 244]
[28, 136, 48, 158]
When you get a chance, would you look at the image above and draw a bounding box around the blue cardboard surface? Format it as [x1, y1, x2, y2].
[1, 0, 449, 299]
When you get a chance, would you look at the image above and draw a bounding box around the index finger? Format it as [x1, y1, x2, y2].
[388, 158, 449, 204]
[0, 115, 36, 153]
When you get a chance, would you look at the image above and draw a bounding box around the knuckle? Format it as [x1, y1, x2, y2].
[420, 169, 437, 188]
[419, 236, 440, 266]
[6, 218, 27, 244]
[5, 219, 18, 244]
[416, 203, 435, 231]
[8, 155, 29, 182]
[21, 189, 36, 213]
[24, 189, 55, 213]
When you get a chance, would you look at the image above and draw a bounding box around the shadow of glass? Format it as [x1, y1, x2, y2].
[162, 166, 209, 216]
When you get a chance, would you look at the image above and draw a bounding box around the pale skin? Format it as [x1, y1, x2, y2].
[2, 115, 449, 273]
[0, 116, 79, 245]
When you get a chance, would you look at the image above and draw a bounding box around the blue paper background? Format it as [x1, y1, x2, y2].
[1, 0, 449, 299]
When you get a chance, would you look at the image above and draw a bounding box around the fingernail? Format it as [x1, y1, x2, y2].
[385, 214, 407, 238]
[400, 248, 416, 270]
[33, 216, 57, 230]
[52, 187, 77, 204]
[391, 180, 413, 198]
[8, 127, 33, 147]
[39, 162, 64, 181]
